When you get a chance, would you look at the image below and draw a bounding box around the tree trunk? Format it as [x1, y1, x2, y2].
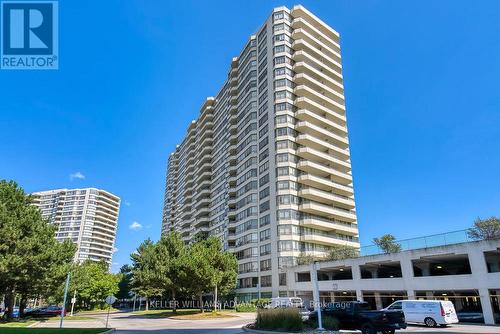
[145, 297, 149, 311]
[4, 289, 15, 320]
[199, 294, 204, 313]
[19, 295, 27, 318]
[171, 289, 177, 313]
[214, 284, 218, 312]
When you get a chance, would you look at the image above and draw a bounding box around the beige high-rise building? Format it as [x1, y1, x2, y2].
[162, 5, 359, 300]
[32, 188, 120, 264]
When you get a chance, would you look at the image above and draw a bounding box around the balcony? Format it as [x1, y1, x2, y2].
[296, 146, 351, 172]
[296, 133, 350, 159]
[294, 84, 345, 115]
[291, 26, 341, 63]
[293, 49, 342, 82]
[290, 12, 340, 51]
[294, 72, 344, 103]
[299, 200, 356, 222]
[293, 38, 342, 74]
[295, 109, 346, 136]
[301, 216, 358, 235]
[299, 186, 355, 209]
[295, 96, 346, 125]
[300, 234, 358, 247]
[297, 163, 352, 191]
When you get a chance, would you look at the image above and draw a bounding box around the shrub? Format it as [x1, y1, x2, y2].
[235, 303, 257, 312]
[255, 308, 304, 332]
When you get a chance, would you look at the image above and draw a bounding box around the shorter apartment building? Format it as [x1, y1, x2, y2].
[283, 234, 500, 325]
[32, 188, 120, 264]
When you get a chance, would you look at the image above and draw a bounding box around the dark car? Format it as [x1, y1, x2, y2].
[456, 311, 484, 323]
[25, 306, 66, 318]
[309, 301, 406, 334]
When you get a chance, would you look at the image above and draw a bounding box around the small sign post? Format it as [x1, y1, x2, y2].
[70, 291, 77, 316]
[105, 295, 117, 328]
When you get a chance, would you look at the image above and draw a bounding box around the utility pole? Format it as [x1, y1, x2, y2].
[59, 272, 70, 328]
[312, 261, 324, 330]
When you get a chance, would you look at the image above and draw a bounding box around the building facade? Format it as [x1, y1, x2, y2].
[32, 188, 120, 264]
[285, 238, 500, 325]
[162, 5, 359, 300]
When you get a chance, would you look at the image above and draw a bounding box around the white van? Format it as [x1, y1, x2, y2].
[266, 297, 304, 309]
[384, 300, 459, 327]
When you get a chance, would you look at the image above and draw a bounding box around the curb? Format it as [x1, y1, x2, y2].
[100, 329, 115, 334]
[242, 326, 343, 334]
[242, 326, 297, 334]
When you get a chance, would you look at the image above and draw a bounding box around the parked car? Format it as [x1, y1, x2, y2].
[456, 311, 484, 323]
[310, 301, 406, 334]
[383, 300, 458, 327]
[25, 306, 66, 318]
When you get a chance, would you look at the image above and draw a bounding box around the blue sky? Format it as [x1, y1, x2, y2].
[1, 0, 499, 272]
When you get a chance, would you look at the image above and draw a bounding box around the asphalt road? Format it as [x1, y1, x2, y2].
[32, 311, 500, 334]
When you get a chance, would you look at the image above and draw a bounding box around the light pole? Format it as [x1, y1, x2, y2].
[59, 272, 70, 328]
[312, 261, 324, 330]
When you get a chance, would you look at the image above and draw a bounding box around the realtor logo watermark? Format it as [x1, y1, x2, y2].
[1, 0, 58, 69]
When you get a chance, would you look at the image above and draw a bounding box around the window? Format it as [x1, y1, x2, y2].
[260, 214, 270, 227]
[259, 187, 269, 199]
[279, 273, 287, 286]
[388, 302, 402, 310]
[278, 240, 300, 251]
[259, 161, 269, 173]
[261, 275, 272, 287]
[260, 228, 271, 241]
[259, 148, 269, 161]
[259, 173, 269, 186]
[260, 243, 271, 255]
[260, 259, 272, 271]
[259, 200, 270, 212]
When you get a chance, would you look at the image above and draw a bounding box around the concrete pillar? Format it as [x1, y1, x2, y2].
[407, 290, 415, 300]
[479, 288, 495, 325]
[425, 291, 434, 299]
[356, 289, 363, 302]
[374, 292, 383, 310]
[370, 269, 378, 279]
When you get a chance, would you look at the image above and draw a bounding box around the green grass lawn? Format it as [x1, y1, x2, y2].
[75, 308, 118, 315]
[0, 329, 107, 334]
[0, 320, 37, 328]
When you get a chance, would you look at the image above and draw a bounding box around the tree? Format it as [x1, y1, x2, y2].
[184, 236, 238, 312]
[202, 236, 237, 312]
[0, 180, 76, 319]
[154, 233, 189, 313]
[327, 244, 359, 261]
[116, 264, 133, 300]
[373, 234, 401, 254]
[69, 261, 121, 310]
[184, 240, 214, 312]
[467, 217, 500, 240]
[130, 239, 163, 311]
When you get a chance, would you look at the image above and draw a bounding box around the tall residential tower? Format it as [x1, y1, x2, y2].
[32, 188, 120, 264]
[162, 5, 359, 300]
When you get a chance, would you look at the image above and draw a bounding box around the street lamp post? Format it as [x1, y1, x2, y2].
[59, 272, 70, 328]
[312, 261, 324, 330]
